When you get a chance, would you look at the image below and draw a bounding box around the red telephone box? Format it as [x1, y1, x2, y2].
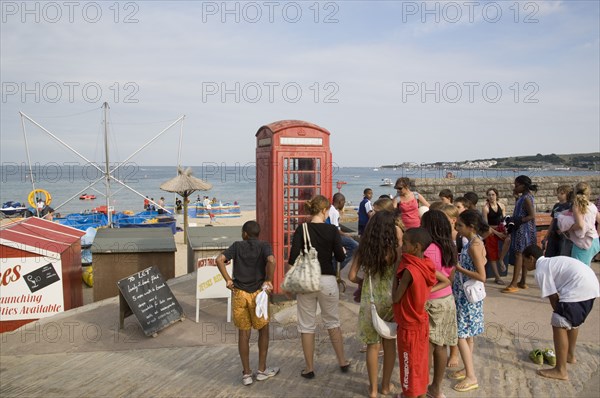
[256, 120, 333, 293]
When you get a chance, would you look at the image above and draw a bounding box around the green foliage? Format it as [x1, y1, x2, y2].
[514, 153, 563, 164]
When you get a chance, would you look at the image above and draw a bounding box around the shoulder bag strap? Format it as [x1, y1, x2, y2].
[302, 223, 312, 253]
[368, 273, 375, 304]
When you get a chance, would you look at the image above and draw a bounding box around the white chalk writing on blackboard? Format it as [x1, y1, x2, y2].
[117, 266, 184, 337]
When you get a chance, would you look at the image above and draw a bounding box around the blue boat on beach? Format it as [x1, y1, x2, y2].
[113, 212, 177, 234]
[56, 213, 108, 230]
[56, 211, 177, 234]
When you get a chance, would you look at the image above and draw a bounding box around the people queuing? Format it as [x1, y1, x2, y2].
[286, 195, 350, 379]
[449, 210, 488, 392]
[482, 188, 507, 284]
[393, 177, 430, 229]
[329, 193, 358, 270]
[358, 188, 375, 236]
[543, 185, 574, 257]
[348, 211, 400, 398]
[271, 176, 599, 394]
[421, 210, 458, 398]
[216, 221, 279, 386]
[568, 182, 600, 265]
[503, 176, 538, 293]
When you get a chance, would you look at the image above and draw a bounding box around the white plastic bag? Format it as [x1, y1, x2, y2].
[255, 288, 269, 320]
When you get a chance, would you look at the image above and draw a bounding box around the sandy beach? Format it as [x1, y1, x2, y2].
[171, 208, 357, 277]
[172, 210, 257, 277]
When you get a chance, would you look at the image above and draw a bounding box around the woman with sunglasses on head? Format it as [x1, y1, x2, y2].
[392, 177, 430, 229]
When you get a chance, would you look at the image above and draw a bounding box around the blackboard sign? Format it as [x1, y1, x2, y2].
[117, 266, 184, 337]
[23, 263, 61, 293]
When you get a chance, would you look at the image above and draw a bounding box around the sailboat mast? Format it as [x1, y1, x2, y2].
[20, 112, 40, 217]
[103, 102, 112, 227]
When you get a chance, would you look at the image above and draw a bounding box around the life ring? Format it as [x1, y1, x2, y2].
[28, 189, 52, 207]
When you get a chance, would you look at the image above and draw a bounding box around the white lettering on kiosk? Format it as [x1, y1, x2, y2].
[280, 137, 322, 146]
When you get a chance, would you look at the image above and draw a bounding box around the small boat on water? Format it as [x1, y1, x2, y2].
[79, 194, 96, 200]
[380, 178, 394, 187]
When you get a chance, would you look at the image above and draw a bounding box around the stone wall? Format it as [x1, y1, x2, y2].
[413, 175, 600, 214]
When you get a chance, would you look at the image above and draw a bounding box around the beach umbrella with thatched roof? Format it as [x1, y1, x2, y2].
[160, 167, 212, 242]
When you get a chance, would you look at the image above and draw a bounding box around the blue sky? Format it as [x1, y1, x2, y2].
[1, 0, 599, 167]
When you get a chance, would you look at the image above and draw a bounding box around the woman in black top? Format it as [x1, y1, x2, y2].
[286, 195, 349, 379]
[482, 188, 507, 284]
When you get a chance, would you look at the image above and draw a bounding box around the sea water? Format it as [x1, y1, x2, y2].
[1, 163, 596, 215]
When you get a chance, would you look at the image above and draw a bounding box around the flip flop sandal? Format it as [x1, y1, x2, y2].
[501, 286, 519, 293]
[453, 382, 479, 392]
[543, 348, 557, 366]
[529, 349, 544, 365]
[517, 283, 529, 289]
[448, 370, 466, 380]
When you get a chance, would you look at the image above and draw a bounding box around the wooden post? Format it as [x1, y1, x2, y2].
[183, 194, 189, 244]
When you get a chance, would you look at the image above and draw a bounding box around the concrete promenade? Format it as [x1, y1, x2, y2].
[1, 263, 599, 398]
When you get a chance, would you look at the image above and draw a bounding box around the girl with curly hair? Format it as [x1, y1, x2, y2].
[349, 211, 402, 398]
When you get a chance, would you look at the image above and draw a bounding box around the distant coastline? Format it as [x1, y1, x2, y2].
[380, 151, 600, 171]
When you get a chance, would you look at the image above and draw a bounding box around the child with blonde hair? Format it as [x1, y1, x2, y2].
[566, 182, 600, 265]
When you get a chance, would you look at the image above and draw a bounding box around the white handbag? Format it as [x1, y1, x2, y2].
[281, 223, 321, 293]
[369, 274, 397, 339]
[462, 273, 486, 304]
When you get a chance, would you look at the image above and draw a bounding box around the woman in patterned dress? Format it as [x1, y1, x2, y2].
[503, 175, 538, 293]
[450, 209, 488, 393]
[349, 211, 402, 398]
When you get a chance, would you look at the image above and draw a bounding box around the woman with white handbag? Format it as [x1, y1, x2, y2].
[348, 211, 402, 398]
[450, 210, 488, 393]
[286, 195, 349, 379]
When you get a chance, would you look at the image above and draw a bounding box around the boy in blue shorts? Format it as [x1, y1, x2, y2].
[523, 244, 600, 380]
[216, 221, 279, 386]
